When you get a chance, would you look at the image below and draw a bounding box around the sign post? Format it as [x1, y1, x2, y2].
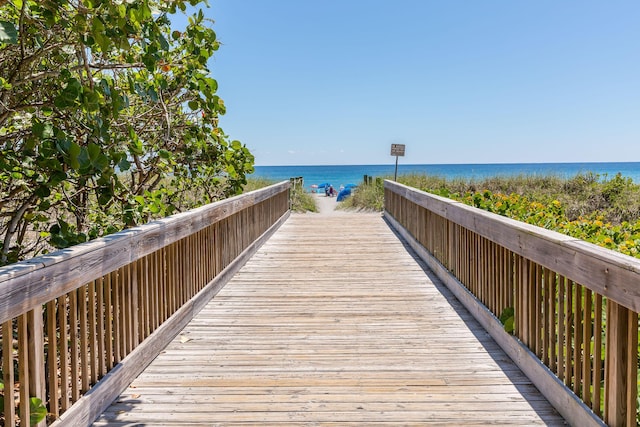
[390, 144, 405, 181]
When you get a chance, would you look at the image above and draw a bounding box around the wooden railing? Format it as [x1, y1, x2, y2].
[384, 180, 639, 427]
[0, 182, 290, 427]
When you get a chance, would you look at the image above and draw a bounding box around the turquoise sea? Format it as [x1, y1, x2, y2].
[251, 162, 640, 191]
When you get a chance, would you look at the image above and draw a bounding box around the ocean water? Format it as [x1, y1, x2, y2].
[251, 162, 640, 191]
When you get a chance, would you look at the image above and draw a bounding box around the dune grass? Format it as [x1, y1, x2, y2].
[338, 179, 385, 211]
[243, 178, 317, 213]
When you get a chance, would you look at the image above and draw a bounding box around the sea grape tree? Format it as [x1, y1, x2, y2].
[0, 0, 253, 265]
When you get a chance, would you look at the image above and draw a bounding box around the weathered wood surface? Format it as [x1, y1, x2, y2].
[94, 210, 565, 426]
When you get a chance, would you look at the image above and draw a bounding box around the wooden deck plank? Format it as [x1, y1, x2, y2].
[93, 211, 566, 426]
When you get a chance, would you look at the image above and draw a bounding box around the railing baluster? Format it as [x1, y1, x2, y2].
[574, 282, 582, 396]
[565, 277, 573, 388]
[58, 295, 70, 412]
[593, 293, 603, 416]
[3, 320, 16, 427]
[582, 288, 593, 407]
[88, 280, 98, 385]
[557, 274, 566, 382]
[131, 261, 140, 349]
[104, 273, 114, 371]
[112, 270, 122, 364]
[17, 314, 30, 425]
[46, 300, 59, 419]
[96, 277, 106, 378]
[605, 300, 638, 426]
[69, 290, 80, 402]
[79, 285, 89, 393]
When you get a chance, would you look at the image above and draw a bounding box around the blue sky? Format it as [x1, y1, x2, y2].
[194, 1, 638, 166]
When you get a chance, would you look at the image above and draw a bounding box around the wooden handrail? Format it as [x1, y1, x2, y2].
[0, 182, 290, 426]
[384, 180, 638, 427]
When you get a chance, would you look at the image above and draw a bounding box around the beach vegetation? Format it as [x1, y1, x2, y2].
[338, 178, 385, 211]
[242, 177, 277, 192]
[0, 0, 254, 266]
[290, 185, 318, 213]
[347, 172, 640, 258]
[243, 178, 317, 213]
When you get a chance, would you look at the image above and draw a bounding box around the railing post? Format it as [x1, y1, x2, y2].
[605, 300, 638, 427]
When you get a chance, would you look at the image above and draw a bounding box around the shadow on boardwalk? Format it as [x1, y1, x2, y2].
[384, 215, 567, 425]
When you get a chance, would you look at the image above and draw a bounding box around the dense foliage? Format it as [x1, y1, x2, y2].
[0, 0, 254, 266]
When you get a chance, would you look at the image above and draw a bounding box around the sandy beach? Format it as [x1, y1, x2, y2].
[311, 192, 342, 215]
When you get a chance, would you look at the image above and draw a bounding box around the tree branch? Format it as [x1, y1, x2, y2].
[1, 193, 37, 264]
[88, 62, 145, 70]
[11, 71, 62, 87]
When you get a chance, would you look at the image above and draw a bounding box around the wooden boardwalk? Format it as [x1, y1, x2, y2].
[93, 209, 566, 426]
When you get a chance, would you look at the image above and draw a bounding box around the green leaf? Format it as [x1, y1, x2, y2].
[30, 397, 47, 425]
[499, 306, 514, 323]
[499, 307, 515, 334]
[35, 186, 51, 198]
[68, 142, 81, 170]
[83, 89, 101, 112]
[57, 140, 81, 170]
[118, 158, 131, 171]
[0, 21, 18, 44]
[129, 138, 144, 156]
[91, 17, 109, 51]
[54, 78, 82, 108]
[50, 170, 67, 186]
[32, 121, 54, 139]
[503, 317, 514, 334]
[0, 76, 11, 90]
[87, 143, 109, 172]
[158, 33, 170, 51]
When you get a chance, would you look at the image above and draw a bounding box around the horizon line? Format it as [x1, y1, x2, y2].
[253, 160, 640, 168]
